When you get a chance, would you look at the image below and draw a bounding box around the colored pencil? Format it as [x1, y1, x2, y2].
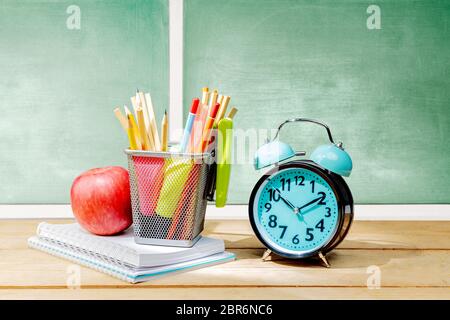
[215, 95, 230, 125]
[190, 89, 211, 152]
[180, 98, 200, 152]
[201, 87, 210, 105]
[227, 106, 238, 119]
[198, 102, 220, 153]
[217, 94, 224, 106]
[161, 110, 168, 152]
[209, 89, 218, 112]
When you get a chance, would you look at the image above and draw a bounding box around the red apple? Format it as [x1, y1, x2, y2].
[70, 166, 132, 236]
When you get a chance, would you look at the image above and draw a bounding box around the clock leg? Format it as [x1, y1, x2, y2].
[318, 251, 331, 268]
[261, 249, 272, 261]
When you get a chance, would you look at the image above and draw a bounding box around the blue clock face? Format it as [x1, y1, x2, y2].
[252, 167, 340, 256]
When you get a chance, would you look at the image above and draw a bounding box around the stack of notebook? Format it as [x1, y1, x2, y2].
[28, 222, 235, 283]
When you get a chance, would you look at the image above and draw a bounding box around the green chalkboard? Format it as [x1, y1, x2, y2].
[0, 0, 168, 203]
[184, 0, 450, 204]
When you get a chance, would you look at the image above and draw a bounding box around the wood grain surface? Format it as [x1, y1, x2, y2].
[0, 219, 448, 299]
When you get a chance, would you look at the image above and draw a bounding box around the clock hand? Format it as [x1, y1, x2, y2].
[274, 189, 296, 212]
[296, 211, 308, 225]
[299, 196, 322, 211]
[274, 189, 307, 225]
[301, 206, 317, 216]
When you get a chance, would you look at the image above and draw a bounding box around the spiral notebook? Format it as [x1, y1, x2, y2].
[28, 222, 235, 283]
[34, 222, 226, 268]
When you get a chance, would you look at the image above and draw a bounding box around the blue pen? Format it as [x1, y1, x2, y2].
[180, 98, 200, 152]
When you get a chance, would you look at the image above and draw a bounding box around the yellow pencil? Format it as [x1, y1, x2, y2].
[130, 95, 139, 117]
[131, 92, 152, 147]
[144, 93, 161, 151]
[161, 110, 169, 152]
[127, 114, 139, 150]
[124, 105, 142, 150]
[137, 91, 156, 147]
[136, 107, 154, 151]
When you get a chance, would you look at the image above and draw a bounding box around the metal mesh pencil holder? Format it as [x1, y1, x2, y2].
[125, 149, 211, 247]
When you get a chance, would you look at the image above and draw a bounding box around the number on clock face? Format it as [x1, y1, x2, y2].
[254, 167, 339, 254]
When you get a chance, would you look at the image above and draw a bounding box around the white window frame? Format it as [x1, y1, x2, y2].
[169, 0, 184, 142]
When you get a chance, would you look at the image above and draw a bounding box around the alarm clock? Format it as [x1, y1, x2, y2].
[248, 118, 354, 267]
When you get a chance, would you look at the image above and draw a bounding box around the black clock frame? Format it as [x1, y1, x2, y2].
[248, 160, 354, 259]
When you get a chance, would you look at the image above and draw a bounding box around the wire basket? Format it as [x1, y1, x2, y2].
[125, 149, 212, 247]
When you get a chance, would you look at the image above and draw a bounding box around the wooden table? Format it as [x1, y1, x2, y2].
[0, 219, 449, 299]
